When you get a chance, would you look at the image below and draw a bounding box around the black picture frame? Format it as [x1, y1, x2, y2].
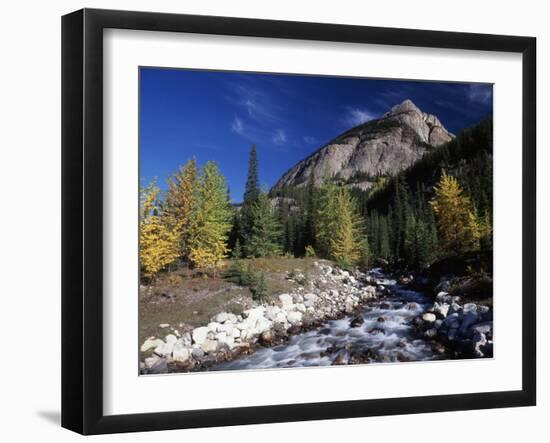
[62, 8, 537, 435]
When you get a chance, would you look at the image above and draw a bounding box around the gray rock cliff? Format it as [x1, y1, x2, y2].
[271, 99, 454, 192]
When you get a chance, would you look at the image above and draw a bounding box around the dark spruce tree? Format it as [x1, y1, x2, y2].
[240, 145, 261, 252]
[303, 173, 317, 249]
[246, 192, 282, 257]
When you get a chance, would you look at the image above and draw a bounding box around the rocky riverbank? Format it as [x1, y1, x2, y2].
[140, 263, 494, 374]
[413, 287, 493, 358]
[140, 262, 384, 374]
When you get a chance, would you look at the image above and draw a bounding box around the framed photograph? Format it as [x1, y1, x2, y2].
[62, 8, 536, 435]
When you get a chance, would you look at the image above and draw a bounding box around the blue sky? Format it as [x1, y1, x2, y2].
[140, 68, 493, 202]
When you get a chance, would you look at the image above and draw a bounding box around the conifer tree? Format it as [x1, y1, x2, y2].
[228, 210, 242, 250]
[466, 210, 481, 251]
[430, 170, 480, 254]
[188, 161, 233, 268]
[315, 180, 340, 257]
[358, 237, 370, 271]
[316, 183, 364, 266]
[243, 144, 260, 204]
[367, 211, 380, 258]
[330, 188, 363, 267]
[303, 173, 317, 249]
[386, 206, 394, 259]
[284, 216, 296, 255]
[412, 218, 432, 268]
[139, 179, 179, 280]
[251, 271, 268, 301]
[379, 216, 391, 260]
[224, 238, 244, 283]
[240, 145, 260, 248]
[479, 211, 493, 251]
[392, 177, 404, 259]
[246, 192, 282, 257]
[403, 213, 417, 265]
[164, 158, 198, 259]
[240, 261, 257, 288]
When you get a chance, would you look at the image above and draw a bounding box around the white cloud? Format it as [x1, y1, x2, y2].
[303, 135, 317, 145]
[227, 80, 281, 124]
[343, 107, 376, 127]
[467, 84, 492, 104]
[231, 116, 244, 134]
[272, 129, 287, 145]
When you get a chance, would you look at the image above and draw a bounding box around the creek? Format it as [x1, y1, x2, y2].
[212, 269, 444, 371]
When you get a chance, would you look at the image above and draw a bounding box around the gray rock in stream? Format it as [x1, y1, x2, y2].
[144, 356, 168, 374]
[460, 310, 480, 336]
[332, 349, 350, 365]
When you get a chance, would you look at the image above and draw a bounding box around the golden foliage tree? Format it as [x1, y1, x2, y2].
[188, 161, 233, 268]
[330, 187, 364, 267]
[430, 170, 480, 254]
[139, 179, 179, 280]
[479, 211, 493, 250]
[316, 182, 366, 267]
[164, 158, 198, 259]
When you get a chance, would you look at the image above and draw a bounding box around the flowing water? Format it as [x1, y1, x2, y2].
[212, 269, 443, 371]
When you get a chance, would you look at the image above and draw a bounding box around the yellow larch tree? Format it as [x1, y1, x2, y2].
[139, 179, 180, 280]
[316, 181, 365, 267]
[330, 187, 364, 267]
[430, 170, 480, 254]
[188, 161, 233, 269]
[163, 158, 198, 260]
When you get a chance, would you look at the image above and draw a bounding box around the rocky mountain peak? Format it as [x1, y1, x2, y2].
[385, 99, 422, 116]
[382, 99, 451, 145]
[271, 100, 454, 193]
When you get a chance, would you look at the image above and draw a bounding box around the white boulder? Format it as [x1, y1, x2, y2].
[201, 338, 219, 354]
[265, 305, 282, 321]
[140, 338, 164, 353]
[217, 332, 234, 347]
[244, 306, 266, 321]
[172, 341, 190, 363]
[207, 322, 222, 332]
[226, 313, 238, 323]
[279, 294, 294, 310]
[254, 317, 273, 334]
[217, 322, 234, 336]
[287, 311, 303, 325]
[154, 334, 177, 357]
[192, 326, 209, 345]
[422, 313, 437, 323]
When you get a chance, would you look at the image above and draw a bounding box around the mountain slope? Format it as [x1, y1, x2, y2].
[271, 99, 454, 193]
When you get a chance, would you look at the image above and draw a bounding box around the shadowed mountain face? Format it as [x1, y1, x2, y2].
[271, 99, 454, 192]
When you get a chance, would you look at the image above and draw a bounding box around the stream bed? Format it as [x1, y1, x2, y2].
[212, 270, 445, 371]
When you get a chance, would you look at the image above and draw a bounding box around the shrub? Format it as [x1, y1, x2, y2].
[251, 271, 268, 301]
